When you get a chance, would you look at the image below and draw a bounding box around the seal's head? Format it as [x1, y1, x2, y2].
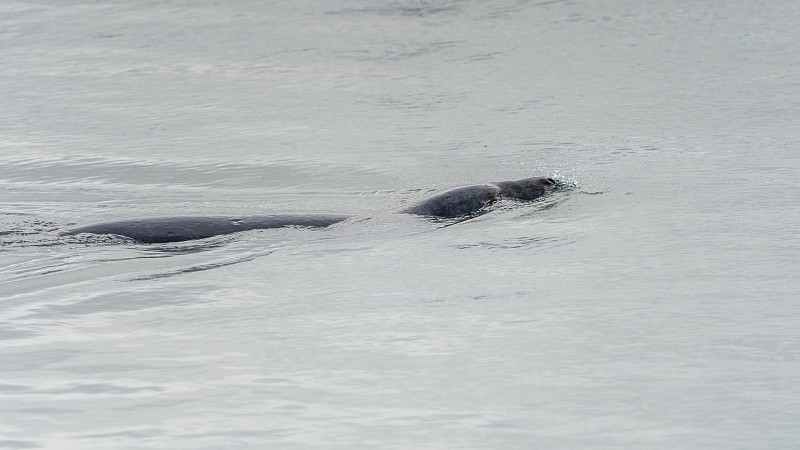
[493, 177, 557, 201]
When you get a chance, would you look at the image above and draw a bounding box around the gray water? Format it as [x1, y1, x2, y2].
[2, 1, 799, 448]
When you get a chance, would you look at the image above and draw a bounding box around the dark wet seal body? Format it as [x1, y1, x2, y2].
[60, 214, 350, 244]
[403, 177, 557, 218]
[61, 177, 557, 243]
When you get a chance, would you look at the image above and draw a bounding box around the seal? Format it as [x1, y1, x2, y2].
[403, 176, 556, 217]
[60, 177, 556, 243]
[59, 214, 351, 244]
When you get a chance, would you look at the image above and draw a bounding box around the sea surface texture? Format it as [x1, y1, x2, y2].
[2, 1, 799, 448]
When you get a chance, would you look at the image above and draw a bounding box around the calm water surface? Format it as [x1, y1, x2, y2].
[1, 1, 799, 448]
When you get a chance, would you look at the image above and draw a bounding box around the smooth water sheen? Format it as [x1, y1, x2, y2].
[2, 1, 799, 448]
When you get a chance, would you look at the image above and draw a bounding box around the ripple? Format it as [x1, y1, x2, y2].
[326, 4, 461, 18]
[454, 235, 568, 250]
[335, 40, 462, 62]
[0, 152, 393, 208]
[0, 155, 309, 189]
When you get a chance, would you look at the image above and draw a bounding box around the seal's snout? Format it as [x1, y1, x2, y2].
[545, 178, 556, 185]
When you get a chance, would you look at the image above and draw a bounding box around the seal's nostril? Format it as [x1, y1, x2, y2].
[546, 178, 556, 185]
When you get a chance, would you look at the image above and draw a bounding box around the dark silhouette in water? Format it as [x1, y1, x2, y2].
[403, 177, 556, 217]
[60, 177, 556, 243]
[61, 214, 350, 244]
